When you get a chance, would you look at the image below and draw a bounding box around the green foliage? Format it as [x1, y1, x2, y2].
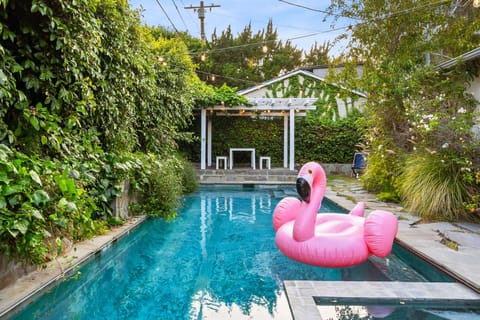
[399, 152, 469, 221]
[0, 0, 202, 264]
[198, 20, 304, 90]
[303, 41, 332, 66]
[183, 113, 365, 165]
[131, 154, 196, 219]
[179, 157, 198, 194]
[326, 0, 480, 220]
[261, 73, 363, 122]
[361, 141, 403, 196]
[296, 113, 365, 163]
[195, 83, 249, 108]
[376, 192, 401, 203]
[0, 143, 144, 264]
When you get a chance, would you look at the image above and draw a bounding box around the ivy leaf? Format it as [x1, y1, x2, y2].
[30, 117, 40, 130]
[4, 184, 23, 196]
[0, 196, 6, 209]
[30, 209, 44, 220]
[7, 228, 19, 238]
[58, 197, 77, 212]
[32, 190, 50, 204]
[0, 70, 7, 85]
[29, 170, 42, 186]
[0, 171, 11, 184]
[13, 219, 29, 235]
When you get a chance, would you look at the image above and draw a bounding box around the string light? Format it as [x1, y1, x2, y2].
[151, 0, 457, 89]
[157, 56, 167, 66]
[474, 0, 480, 7]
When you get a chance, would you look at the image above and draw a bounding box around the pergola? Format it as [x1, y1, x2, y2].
[199, 97, 317, 171]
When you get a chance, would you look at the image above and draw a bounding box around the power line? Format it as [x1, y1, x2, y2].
[195, 70, 259, 85]
[157, 0, 457, 60]
[279, 0, 451, 22]
[155, 0, 179, 32]
[278, 0, 359, 20]
[184, 26, 351, 57]
[171, 0, 189, 31]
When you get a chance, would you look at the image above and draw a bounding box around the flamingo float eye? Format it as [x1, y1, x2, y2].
[308, 169, 312, 174]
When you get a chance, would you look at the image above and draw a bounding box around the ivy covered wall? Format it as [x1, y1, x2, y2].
[183, 112, 364, 166]
[242, 71, 366, 121]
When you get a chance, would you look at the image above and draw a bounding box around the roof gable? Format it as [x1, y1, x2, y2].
[237, 69, 366, 98]
[435, 47, 480, 70]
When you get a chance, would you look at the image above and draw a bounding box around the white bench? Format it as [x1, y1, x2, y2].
[216, 156, 228, 170]
[259, 156, 271, 170]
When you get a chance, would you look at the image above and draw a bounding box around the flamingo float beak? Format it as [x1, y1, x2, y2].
[296, 172, 313, 203]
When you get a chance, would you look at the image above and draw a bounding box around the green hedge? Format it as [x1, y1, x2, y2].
[295, 115, 365, 163]
[182, 113, 365, 165]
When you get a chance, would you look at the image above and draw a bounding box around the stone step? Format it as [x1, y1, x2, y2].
[196, 167, 298, 184]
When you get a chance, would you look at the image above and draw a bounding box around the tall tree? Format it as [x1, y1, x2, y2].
[304, 41, 332, 66]
[326, 0, 480, 219]
[199, 20, 304, 89]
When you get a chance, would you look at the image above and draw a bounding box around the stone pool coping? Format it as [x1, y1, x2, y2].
[0, 216, 146, 318]
[324, 183, 480, 294]
[285, 281, 480, 320]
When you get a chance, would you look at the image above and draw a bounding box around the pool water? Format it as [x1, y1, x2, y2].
[8, 185, 478, 319]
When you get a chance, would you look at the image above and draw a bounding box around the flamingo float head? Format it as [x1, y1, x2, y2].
[295, 162, 326, 203]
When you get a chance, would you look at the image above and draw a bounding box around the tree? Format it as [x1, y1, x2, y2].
[198, 20, 304, 89]
[304, 41, 332, 66]
[326, 0, 480, 220]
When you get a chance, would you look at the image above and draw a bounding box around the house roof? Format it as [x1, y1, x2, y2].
[435, 47, 480, 70]
[236, 68, 367, 98]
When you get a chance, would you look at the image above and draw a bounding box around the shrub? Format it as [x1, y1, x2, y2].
[132, 154, 196, 219]
[361, 150, 402, 197]
[399, 152, 468, 221]
[296, 113, 365, 163]
[179, 157, 198, 194]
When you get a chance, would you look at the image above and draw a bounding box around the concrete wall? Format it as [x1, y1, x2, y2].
[468, 74, 480, 140]
[0, 256, 35, 290]
[321, 163, 353, 176]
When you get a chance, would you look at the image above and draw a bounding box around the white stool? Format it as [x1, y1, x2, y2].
[216, 156, 228, 170]
[259, 156, 271, 170]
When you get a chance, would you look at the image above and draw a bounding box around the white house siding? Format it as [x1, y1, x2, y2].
[468, 75, 480, 140]
[240, 70, 366, 120]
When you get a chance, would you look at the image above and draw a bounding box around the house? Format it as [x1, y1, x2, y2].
[237, 67, 367, 120]
[198, 67, 367, 170]
[435, 47, 480, 139]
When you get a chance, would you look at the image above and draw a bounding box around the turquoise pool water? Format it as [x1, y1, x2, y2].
[8, 185, 478, 319]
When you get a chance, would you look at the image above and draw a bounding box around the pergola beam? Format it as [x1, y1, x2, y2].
[198, 98, 316, 171]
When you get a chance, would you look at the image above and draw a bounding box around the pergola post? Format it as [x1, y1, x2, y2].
[200, 108, 207, 170]
[207, 117, 212, 167]
[197, 99, 316, 171]
[283, 114, 288, 168]
[289, 108, 295, 170]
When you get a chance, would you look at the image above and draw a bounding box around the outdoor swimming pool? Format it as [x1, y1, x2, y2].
[7, 185, 480, 319]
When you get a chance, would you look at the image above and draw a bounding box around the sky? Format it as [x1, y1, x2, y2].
[128, 0, 353, 56]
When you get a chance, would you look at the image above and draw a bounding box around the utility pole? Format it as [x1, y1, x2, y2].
[185, 1, 220, 42]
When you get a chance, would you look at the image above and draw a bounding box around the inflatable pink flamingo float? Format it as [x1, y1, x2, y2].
[273, 162, 398, 268]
